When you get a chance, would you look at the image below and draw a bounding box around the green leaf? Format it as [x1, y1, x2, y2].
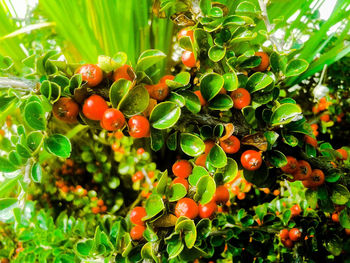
[75, 239, 93, 257]
[167, 132, 177, 151]
[194, 175, 216, 205]
[180, 133, 205, 157]
[246, 73, 274, 93]
[0, 198, 17, 221]
[243, 163, 272, 188]
[168, 92, 185, 107]
[24, 101, 46, 130]
[166, 72, 191, 89]
[242, 106, 258, 128]
[200, 73, 224, 101]
[208, 46, 226, 62]
[179, 36, 193, 51]
[285, 59, 308, 77]
[98, 53, 127, 73]
[44, 134, 72, 158]
[119, 85, 149, 116]
[8, 151, 22, 167]
[339, 208, 350, 229]
[109, 79, 133, 108]
[305, 189, 318, 209]
[270, 103, 302, 126]
[16, 144, 31, 158]
[208, 144, 227, 168]
[136, 49, 166, 72]
[325, 235, 342, 256]
[150, 127, 164, 151]
[236, 1, 256, 13]
[189, 166, 209, 186]
[0, 95, 17, 112]
[266, 150, 287, 168]
[31, 162, 42, 183]
[196, 219, 212, 240]
[166, 233, 184, 259]
[221, 158, 238, 184]
[26, 131, 44, 152]
[175, 219, 197, 248]
[141, 242, 159, 263]
[0, 157, 18, 173]
[157, 170, 168, 195]
[223, 72, 238, 91]
[208, 94, 233, 111]
[264, 131, 279, 149]
[330, 184, 350, 205]
[178, 91, 201, 114]
[144, 194, 165, 220]
[168, 183, 187, 202]
[150, 102, 181, 130]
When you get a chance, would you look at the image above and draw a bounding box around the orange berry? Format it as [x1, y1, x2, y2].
[92, 206, 100, 214]
[273, 189, 280, 196]
[336, 148, 348, 160]
[97, 199, 104, 206]
[172, 160, 192, 178]
[100, 205, 107, 212]
[194, 90, 207, 106]
[320, 114, 330, 122]
[331, 212, 339, 223]
[195, 153, 207, 167]
[137, 148, 145, 155]
[237, 192, 246, 200]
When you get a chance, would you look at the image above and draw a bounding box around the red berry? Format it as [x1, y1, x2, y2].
[289, 228, 301, 241]
[181, 51, 196, 68]
[213, 185, 230, 204]
[194, 90, 207, 106]
[113, 64, 133, 82]
[178, 28, 194, 42]
[172, 160, 192, 178]
[280, 229, 289, 240]
[52, 97, 79, 124]
[130, 225, 146, 240]
[331, 212, 339, 223]
[199, 201, 217, 218]
[231, 88, 251, 109]
[130, 206, 147, 225]
[291, 204, 301, 217]
[304, 135, 318, 148]
[302, 169, 325, 189]
[241, 150, 262, 171]
[336, 148, 348, 160]
[172, 177, 189, 191]
[128, 115, 150, 138]
[281, 156, 299, 174]
[175, 198, 198, 219]
[82, 95, 109, 121]
[160, 75, 175, 84]
[220, 135, 240, 154]
[137, 148, 145, 155]
[132, 171, 144, 183]
[293, 160, 312, 181]
[76, 64, 103, 87]
[101, 108, 125, 131]
[282, 238, 294, 248]
[252, 52, 270, 72]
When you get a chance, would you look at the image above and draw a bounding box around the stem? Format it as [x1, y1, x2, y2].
[0, 77, 37, 92]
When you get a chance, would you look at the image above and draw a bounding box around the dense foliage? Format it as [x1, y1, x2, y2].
[0, 0, 349, 262]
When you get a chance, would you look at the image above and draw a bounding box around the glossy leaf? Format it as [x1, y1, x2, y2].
[119, 85, 149, 116]
[200, 73, 224, 101]
[109, 79, 133, 108]
[136, 49, 166, 72]
[26, 131, 44, 152]
[285, 59, 309, 77]
[168, 183, 187, 202]
[180, 133, 205, 157]
[208, 144, 227, 168]
[44, 134, 72, 158]
[144, 194, 164, 220]
[223, 72, 238, 91]
[175, 219, 197, 248]
[0, 157, 18, 173]
[208, 94, 233, 111]
[246, 72, 274, 93]
[150, 102, 181, 130]
[270, 103, 302, 126]
[24, 101, 46, 131]
[194, 175, 216, 205]
[208, 45, 226, 62]
[189, 166, 209, 186]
